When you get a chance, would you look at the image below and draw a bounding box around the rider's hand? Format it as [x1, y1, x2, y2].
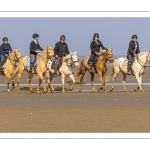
[95, 52, 97, 55]
[5, 54, 8, 57]
[134, 54, 137, 57]
[56, 55, 58, 58]
[35, 50, 38, 53]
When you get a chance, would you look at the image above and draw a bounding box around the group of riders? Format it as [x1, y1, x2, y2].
[0, 33, 140, 76]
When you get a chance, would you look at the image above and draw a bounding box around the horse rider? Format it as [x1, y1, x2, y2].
[54, 35, 70, 77]
[29, 33, 44, 72]
[127, 35, 140, 75]
[89, 33, 106, 72]
[0, 37, 12, 70]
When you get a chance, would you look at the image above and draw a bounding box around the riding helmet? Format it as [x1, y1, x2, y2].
[94, 33, 99, 38]
[3, 37, 8, 41]
[32, 33, 39, 39]
[60, 35, 66, 41]
[132, 35, 138, 39]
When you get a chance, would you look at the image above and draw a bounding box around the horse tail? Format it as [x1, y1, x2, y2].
[105, 68, 114, 82]
[74, 70, 81, 80]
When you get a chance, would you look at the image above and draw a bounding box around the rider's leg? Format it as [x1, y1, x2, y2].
[30, 54, 36, 72]
[0, 55, 7, 70]
[54, 57, 60, 76]
[89, 53, 95, 72]
[127, 54, 133, 75]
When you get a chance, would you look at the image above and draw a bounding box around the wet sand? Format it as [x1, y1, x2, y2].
[0, 64, 150, 132]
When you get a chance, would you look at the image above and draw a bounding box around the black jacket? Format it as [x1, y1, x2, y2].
[54, 41, 70, 57]
[30, 40, 44, 55]
[90, 40, 105, 54]
[0, 43, 12, 55]
[127, 40, 140, 56]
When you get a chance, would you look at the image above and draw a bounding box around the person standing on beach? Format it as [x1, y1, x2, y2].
[89, 33, 106, 72]
[29, 33, 44, 72]
[0, 37, 12, 70]
[127, 35, 140, 75]
[54, 35, 70, 77]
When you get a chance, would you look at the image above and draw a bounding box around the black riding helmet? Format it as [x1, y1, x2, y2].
[94, 33, 99, 38]
[3, 37, 8, 41]
[132, 35, 138, 39]
[60, 35, 66, 41]
[32, 33, 39, 39]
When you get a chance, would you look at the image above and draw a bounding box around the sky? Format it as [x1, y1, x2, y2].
[0, 17, 150, 57]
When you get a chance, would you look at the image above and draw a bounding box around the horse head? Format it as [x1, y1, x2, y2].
[10, 49, 22, 62]
[66, 51, 79, 68]
[46, 46, 54, 60]
[106, 48, 114, 63]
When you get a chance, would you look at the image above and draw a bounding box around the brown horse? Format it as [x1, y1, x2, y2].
[74, 48, 113, 93]
[8, 46, 54, 94]
[2, 49, 22, 92]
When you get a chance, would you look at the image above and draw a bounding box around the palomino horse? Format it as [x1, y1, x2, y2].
[9, 46, 54, 94]
[74, 48, 113, 93]
[2, 49, 21, 92]
[45, 51, 79, 93]
[105, 51, 150, 92]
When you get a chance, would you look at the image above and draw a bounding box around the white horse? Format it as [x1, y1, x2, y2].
[105, 51, 150, 92]
[46, 51, 80, 93]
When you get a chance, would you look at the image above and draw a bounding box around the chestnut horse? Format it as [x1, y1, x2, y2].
[74, 48, 113, 93]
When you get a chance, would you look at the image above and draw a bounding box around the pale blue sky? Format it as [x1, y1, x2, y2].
[0, 18, 150, 56]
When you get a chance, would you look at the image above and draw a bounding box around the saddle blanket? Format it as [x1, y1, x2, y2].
[26, 57, 39, 67]
[122, 58, 136, 66]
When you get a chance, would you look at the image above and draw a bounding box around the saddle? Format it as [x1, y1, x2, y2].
[51, 57, 63, 70]
[88, 56, 98, 65]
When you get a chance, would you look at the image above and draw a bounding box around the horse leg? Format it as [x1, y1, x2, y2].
[135, 74, 144, 92]
[46, 71, 54, 93]
[10, 78, 15, 92]
[90, 72, 96, 92]
[122, 73, 128, 92]
[78, 70, 86, 92]
[98, 72, 106, 93]
[17, 72, 23, 94]
[61, 73, 66, 93]
[68, 74, 75, 91]
[110, 72, 119, 92]
[37, 77, 42, 94]
[27, 72, 34, 93]
[37, 72, 47, 93]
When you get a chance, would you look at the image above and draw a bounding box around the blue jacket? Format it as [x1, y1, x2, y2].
[0, 43, 12, 55]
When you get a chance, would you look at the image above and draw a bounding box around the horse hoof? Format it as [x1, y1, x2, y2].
[134, 88, 137, 91]
[63, 91, 66, 94]
[70, 88, 73, 91]
[110, 88, 113, 92]
[78, 88, 81, 92]
[44, 91, 47, 94]
[17, 91, 20, 94]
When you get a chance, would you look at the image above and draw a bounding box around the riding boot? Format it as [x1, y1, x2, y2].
[29, 67, 32, 72]
[89, 62, 93, 72]
[54, 70, 57, 77]
[127, 61, 132, 75]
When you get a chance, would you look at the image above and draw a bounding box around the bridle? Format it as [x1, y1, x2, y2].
[39, 49, 54, 62]
[66, 53, 78, 67]
[136, 52, 150, 67]
[7, 51, 21, 67]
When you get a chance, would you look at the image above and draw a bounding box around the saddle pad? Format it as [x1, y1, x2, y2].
[51, 57, 63, 70]
[122, 58, 136, 67]
[122, 59, 128, 66]
[26, 57, 39, 67]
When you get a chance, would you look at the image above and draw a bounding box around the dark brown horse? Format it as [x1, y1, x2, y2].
[74, 48, 113, 93]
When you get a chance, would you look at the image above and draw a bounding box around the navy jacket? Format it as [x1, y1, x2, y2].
[127, 40, 140, 56]
[54, 41, 70, 57]
[0, 43, 12, 55]
[90, 40, 105, 54]
[30, 40, 44, 55]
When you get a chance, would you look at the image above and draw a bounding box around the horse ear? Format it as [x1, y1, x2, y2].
[106, 47, 108, 50]
[75, 51, 77, 54]
[46, 46, 48, 49]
